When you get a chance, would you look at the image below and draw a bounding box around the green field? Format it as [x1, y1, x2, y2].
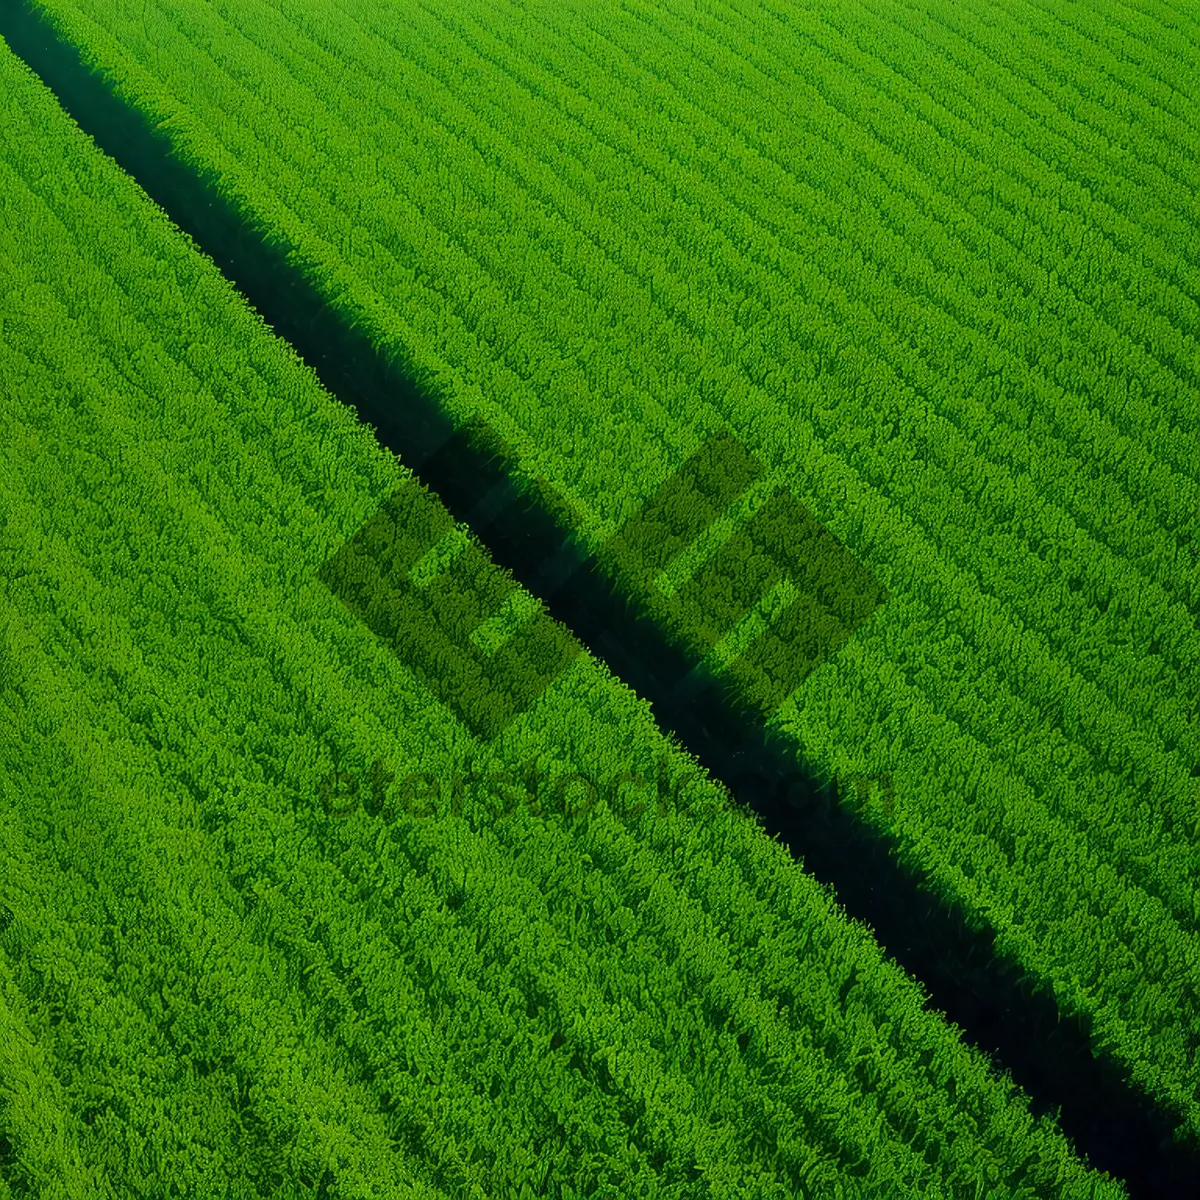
[1, 0, 1197, 1195]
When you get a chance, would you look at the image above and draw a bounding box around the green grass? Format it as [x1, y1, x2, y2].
[18, 0, 1194, 1143]
[0, 29, 1134, 1197]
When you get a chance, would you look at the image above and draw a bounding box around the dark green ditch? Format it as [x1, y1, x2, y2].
[2, 3, 1197, 1195]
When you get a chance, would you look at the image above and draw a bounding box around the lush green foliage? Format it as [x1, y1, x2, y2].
[0, 32, 1131, 1198]
[20, 0, 1194, 1146]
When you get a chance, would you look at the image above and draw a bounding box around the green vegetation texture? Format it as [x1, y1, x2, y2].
[0, 31, 1132, 1199]
[16, 0, 1196, 1145]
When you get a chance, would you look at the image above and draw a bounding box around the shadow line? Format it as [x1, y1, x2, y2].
[3, 4, 1196, 1195]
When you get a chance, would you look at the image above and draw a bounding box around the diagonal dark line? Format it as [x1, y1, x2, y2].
[3, 4, 1196, 1195]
